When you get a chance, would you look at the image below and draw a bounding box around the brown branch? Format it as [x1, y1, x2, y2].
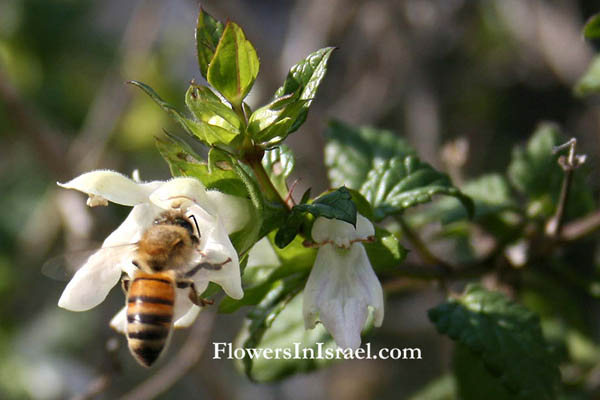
[560, 209, 600, 242]
[118, 310, 215, 400]
[545, 138, 585, 238]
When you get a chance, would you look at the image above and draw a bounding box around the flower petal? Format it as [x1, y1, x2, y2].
[205, 190, 251, 234]
[148, 177, 213, 214]
[311, 214, 374, 247]
[103, 203, 161, 249]
[303, 243, 383, 349]
[58, 170, 161, 206]
[187, 204, 243, 300]
[58, 247, 131, 311]
[109, 307, 127, 334]
[246, 237, 281, 269]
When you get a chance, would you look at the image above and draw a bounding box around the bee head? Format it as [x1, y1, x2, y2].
[153, 211, 199, 243]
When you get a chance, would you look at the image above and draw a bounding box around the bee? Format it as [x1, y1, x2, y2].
[43, 208, 230, 367]
[121, 210, 231, 367]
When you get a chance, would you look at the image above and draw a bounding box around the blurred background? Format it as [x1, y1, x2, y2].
[1, 0, 599, 399]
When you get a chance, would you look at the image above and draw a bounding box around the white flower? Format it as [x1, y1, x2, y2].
[56, 170, 248, 331]
[303, 214, 383, 349]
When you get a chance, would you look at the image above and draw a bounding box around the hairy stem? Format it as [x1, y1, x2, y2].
[244, 149, 289, 209]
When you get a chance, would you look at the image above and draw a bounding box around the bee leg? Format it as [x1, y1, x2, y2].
[183, 257, 232, 278]
[121, 276, 130, 294]
[182, 281, 214, 307]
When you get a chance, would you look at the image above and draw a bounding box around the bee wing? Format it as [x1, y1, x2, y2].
[42, 243, 138, 281]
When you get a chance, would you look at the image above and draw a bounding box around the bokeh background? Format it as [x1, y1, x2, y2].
[1, 0, 599, 399]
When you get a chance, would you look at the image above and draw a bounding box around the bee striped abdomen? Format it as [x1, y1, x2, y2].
[126, 272, 175, 367]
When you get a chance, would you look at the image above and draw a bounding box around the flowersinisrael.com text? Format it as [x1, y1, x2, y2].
[213, 343, 422, 360]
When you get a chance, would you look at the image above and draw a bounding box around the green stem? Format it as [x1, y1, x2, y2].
[233, 98, 288, 209]
[232, 102, 247, 129]
[247, 154, 289, 208]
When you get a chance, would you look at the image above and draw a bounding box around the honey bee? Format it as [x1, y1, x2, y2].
[121, 210, 231, 367]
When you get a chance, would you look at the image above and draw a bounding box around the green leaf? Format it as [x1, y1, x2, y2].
[155, 136, 248, 197]
[155, 136, 260, 256]
[275, 47, 334, 106]
[262, 145, 295, 198]
[274, 209, 304, 249]
[428, 284, 561, 400]
[363, 227, 408, 273]
[248, 95, 307, 144]
[412, 174, 517, 226]
[185, 84, 242, 134]
[128, 80, 190, 129]
[407, 375, 457, 400]
[130, 80, 237, 147]
[324, 120, 416, 189]
[360, 156, 473, 221]
[574, 55, 600, 96]
[453, 345, 514, 400]
[507, 122, 594, 218]
[583, 13, 600, 40]
[295, 187, 357, 227]
[346, 188, 374, 221]
[207, 21, 259, 107]
[248, 47, 334, 144]
[234, 290, 336, 382]
[195, 8, 224, 79]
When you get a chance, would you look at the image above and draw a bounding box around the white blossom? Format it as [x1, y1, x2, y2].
[303, 214, 383, 349]
[56, 170, 248, 330]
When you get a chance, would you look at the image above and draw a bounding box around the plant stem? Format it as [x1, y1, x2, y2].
[548, 169, 573, 237]
[232, 102, 247, 129]
[546, 138, 585, 238]
[397, 216, 453, 274]
[244, 149, 289, 209]
[560, 209, 600, 242]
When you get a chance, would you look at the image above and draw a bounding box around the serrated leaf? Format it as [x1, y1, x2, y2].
[295, 187, 357, 226]
[325, 120, 416, 189]
[574, 55, 600, 97]
[262, 145, 295, 198]
[129, 80, 238, 146]
[185, 84, 242, 134]
[195, 8, 224, 78]
[207, 21, 259, 107]
[507, 122, 594, 218]
[248, 47, 334, 144]
[155, 136, 248, 197]
[360, 156, 473, 221]
[363, 227, 408, 273]
[583, 13, 600, 40]
[412, 174, 517, 226]
[428, 284, 561, 400]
